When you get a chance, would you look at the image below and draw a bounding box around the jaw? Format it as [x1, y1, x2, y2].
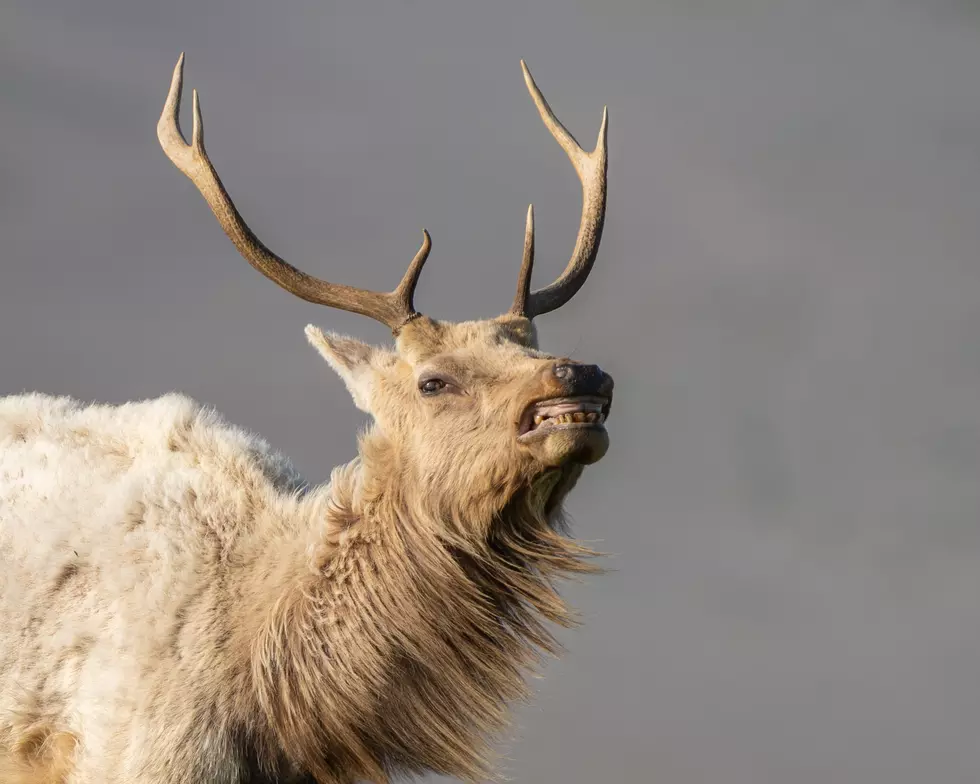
[522, 427, 610, 467]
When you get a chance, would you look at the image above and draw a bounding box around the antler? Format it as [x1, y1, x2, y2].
[157, 54, 430, 333]
[510, 62, 608, 320]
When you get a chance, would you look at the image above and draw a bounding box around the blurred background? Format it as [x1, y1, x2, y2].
[3, 1, 980, 781]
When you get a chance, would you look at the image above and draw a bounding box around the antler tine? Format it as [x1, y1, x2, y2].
[511, 205, 535, 315]
[157, 54, 430, 333]
[510, 61, 608, 320]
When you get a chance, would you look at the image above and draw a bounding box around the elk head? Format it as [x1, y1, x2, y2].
[158, 55, 612, 521]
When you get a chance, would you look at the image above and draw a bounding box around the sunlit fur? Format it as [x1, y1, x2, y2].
[0, 314, 606, 783]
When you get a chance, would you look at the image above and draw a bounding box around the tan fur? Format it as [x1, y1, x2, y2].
[0, 315, 611, 783]
[0, 714, 78, 784]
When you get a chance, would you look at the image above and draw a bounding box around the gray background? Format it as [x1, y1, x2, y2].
[3, 1, 980, 782]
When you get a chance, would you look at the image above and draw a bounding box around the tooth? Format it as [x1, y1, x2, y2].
[534, 415, 544, 426]
[573, 412, 586, 423]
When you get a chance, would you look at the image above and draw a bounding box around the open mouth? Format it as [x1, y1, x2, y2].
[518, 396, 611, 440]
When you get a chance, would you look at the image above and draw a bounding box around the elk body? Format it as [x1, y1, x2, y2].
[0, 55, 613, 784]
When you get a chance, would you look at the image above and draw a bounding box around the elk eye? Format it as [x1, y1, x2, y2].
[419, 377, 448, 396]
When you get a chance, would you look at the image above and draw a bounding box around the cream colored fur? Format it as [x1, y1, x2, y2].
[0, 315, 608, 783]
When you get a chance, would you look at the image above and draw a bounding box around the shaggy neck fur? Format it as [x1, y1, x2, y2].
[248, 426, 599, 784]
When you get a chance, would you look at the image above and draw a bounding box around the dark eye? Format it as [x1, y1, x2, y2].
[419, 377, 448, 395]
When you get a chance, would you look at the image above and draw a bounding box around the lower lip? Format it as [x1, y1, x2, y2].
[518, 421, 607, 441]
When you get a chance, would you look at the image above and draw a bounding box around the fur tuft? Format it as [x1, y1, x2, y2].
[0, 719, 77, 784]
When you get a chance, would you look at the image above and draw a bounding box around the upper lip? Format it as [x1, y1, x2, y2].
[517, 395, 612, 437]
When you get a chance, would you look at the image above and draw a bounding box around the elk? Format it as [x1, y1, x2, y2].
[0, 54, 612, 784]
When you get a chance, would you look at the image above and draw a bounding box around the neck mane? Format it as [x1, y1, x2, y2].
[249, 430, 600, 784]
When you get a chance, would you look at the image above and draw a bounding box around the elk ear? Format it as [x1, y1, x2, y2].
[305, 325, 378, 413]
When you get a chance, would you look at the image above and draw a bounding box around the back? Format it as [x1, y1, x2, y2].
[0, 392, 301, 604]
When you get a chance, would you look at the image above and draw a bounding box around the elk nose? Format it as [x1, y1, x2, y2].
[552, 362, 614, 397]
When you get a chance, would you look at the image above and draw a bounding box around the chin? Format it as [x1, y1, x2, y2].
[527, 426, 610, 467]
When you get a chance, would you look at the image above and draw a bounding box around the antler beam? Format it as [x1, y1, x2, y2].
[157, 54, 429, 332]
[510, 62, 608, 320]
